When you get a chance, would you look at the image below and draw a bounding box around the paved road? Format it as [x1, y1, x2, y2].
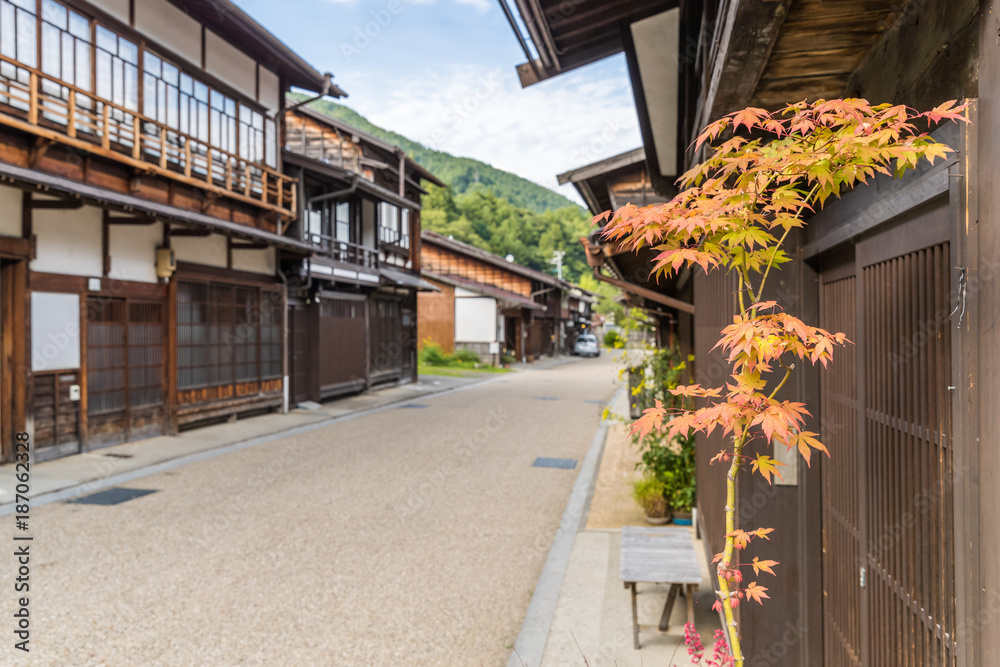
[2, 355, 617, 666]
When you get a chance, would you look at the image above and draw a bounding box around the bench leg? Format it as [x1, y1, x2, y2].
[686, 584, 696, 626]
[658, 583, 682, 632]
[629, 582, 639, 649]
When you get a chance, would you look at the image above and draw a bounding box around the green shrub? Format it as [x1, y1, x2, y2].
[632, 476, 670, 517]
[419, 341, 452, 366]
[603, 330, 623, 347]
[452, 348, 482, 364]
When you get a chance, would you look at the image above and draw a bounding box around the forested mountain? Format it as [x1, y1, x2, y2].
[289, 94, 595, 282]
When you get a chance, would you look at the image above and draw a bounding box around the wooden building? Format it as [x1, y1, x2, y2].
[503, 2, 995, 666]
[281, 104, 442, 404]
[560, 148, 693, 352]
[418, 230, 565, 363]
[0, 0, 345, 462]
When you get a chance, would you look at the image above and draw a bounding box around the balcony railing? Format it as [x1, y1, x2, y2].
[0, 54, 296, 218]
[378, 226, 410, 250]
[307, 234, 379, 270]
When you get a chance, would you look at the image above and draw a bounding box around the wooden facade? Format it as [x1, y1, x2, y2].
[279, 106, 441, 404]
[418, 230, 567, 364]
[0, 0, 334, 461]
[504, 0, 994, 664]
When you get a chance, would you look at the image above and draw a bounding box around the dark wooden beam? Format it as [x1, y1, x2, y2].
[229, 241, 270, 250]
[29, 197, 84, 210]
[28, 138, 52, 168]
[168, 228, 212, 237]
[106, 214, 158, 225]
[695, 0, 792, 134]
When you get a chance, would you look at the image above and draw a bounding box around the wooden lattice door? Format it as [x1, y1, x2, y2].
[86, 297, 166, 448]
[819, 200, 956, 667]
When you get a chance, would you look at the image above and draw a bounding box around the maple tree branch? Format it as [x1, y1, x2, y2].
[766, 364, 794, 401]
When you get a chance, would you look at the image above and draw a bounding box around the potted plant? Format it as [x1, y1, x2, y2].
[632, 476, 671, 524]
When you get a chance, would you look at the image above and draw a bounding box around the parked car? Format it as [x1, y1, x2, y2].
[573, 334, 600, 357]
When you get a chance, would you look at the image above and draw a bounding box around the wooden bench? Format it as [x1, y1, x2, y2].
[620, 526, 702, 649]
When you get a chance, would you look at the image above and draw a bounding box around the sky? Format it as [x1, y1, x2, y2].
[238, 0, 643, 205]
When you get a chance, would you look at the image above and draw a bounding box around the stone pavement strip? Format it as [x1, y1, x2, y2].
[0, 368, 506, 515]
[0, 355, 616, 666]
[531, 388, 722, 667]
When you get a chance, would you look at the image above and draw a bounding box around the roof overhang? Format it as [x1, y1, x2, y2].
[380, 267, 440, 292]
[0, 160, 315, 254]
[425, 271, 544, 310]
[557, 147, 671, 216]
[283, 151, 423, 211]
[498, 0, 677, 87]
[421, 230, 562, 287]
[288, 103, 444, 188]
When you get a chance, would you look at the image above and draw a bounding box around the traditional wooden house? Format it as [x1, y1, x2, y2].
[559, 147, 692, 352]
[418, 230, 565, 363]
[504, 1, 994, 665]
[0, 0, 341, 462]
[279, 103, 442, 404]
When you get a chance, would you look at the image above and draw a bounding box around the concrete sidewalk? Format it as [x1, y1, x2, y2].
[0, 366, 527, 514]
[524, 387, 722, 667]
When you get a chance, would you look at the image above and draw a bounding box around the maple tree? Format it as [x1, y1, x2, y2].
[596, 98, 967, 666]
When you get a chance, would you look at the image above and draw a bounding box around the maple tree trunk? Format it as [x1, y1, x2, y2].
[718, 438, 745, 666]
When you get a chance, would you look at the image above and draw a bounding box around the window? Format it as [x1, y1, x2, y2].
[306, 198, 351, 249]
[40, 0, 90, 99]
[95, 25, 138, 112]
[0, 1, 278, 172]
[177, 281, 282, 392]
[0, 0, 37, 110]
[378, 202, 410, 249]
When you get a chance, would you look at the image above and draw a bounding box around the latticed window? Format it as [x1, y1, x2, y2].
[177, 281, 282, 391]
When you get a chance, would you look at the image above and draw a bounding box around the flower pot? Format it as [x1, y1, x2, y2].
[644, 513, 672, 525]
[672, 510, 693, 526]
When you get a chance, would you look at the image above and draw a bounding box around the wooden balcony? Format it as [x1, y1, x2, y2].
[307, 234, 379, 270]
[0, 54, 296, 219]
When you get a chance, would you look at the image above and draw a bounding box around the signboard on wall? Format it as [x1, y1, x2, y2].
[31, 292, 81, 372]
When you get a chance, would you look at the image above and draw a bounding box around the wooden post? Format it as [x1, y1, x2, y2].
[184, 140, 191, 177]
[101, 104, 110, 150]
[243, 164, 251, 196]
[67, 89, 76, 138]
[206, 147, 214, 184]
[276, 174, 282, 210]
[261, 170, 268, 203]
[224, 156, 232, 190]
[132, 111, 141, 159]
[27, 72, 37, 125]
[159, 127, 167, 168]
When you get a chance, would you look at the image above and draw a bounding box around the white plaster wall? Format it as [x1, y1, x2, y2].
[171, 233, 227, 269]
[631, 10, 679, 177]
[258, 66, 280, 115]
[135, 0, 202, 67]
[455, 297, 498, 343]
[231, 246, 275, 275]
[455, 286, 481, 298]
[205, 30, 256, 102]
[109, 221, 162, 284]
[31, 292, 80, 372]
[0, 184, 21, 237]
[89, 0, 130, 24]
[31, 205, 103, 277]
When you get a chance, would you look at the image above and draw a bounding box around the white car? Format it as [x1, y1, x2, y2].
[573, 334, 600, 357]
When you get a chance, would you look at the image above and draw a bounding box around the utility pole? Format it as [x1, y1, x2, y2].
[549, 250, 565, 281]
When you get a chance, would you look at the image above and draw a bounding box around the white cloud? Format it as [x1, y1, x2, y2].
[341, 60, 642, 204]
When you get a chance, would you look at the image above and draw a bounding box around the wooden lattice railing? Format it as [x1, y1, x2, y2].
[0, 54, 296, 218]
